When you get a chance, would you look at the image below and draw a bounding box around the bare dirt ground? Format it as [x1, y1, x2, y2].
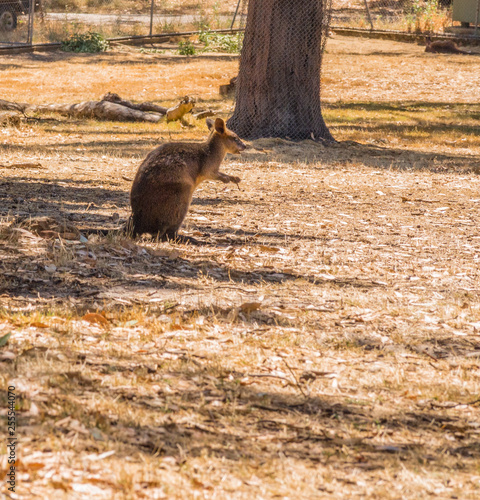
[1, 36, 480, 499]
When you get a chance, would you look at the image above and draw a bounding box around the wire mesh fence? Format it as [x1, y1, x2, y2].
[0, 1, 476, 48]
[0, 0, 36, 44]
[20, 0, 248, 46]
[331, 0, 454, 33]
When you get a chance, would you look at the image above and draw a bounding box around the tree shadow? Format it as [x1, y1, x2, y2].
[326, 101, 479, 113]
[2, 99, 478, 174]
[0, 178, 129, 220]
[0, 175, 386, 310]
[18, 50, 239, 66]
[0, 134, 214, 159]
[0, 237, 385, 307]
[12, 355, 480, 469]
[245, 139, 478, 173]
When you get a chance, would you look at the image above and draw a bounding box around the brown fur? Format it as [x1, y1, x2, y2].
[129, 118, 245, 239]
[425, 36, 471, 55]
[219, 77, 237, 96]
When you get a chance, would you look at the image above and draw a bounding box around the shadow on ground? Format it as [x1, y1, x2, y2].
[5, 355, 478, 470]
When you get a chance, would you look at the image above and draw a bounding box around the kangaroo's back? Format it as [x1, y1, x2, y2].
[425, 36, 470, 54]
[132, 142, 207, 190]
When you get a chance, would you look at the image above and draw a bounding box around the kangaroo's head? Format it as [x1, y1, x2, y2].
[207, 117, 246, 154]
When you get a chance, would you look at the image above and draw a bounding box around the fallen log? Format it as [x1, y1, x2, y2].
[30, 101, 164, 123]
[0, 99, 27, 113]
[0, 94, 195, 124]
[101, 92, 169, 114]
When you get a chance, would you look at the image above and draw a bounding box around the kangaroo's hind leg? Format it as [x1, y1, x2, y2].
[161, 184, 198, 243]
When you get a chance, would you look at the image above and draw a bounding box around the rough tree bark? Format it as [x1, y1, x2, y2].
[228, 0, 334, 142]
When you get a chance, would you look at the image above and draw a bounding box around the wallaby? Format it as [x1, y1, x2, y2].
[425, 36, 471, 55]
[129, 117, 245, 240]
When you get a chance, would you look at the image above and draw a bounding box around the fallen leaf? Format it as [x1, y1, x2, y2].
[124, 320, 138, 327]
[0, 332, 12, 347]
[259, 245, 280, 253]
[84, 450, 116, 461]
[239, 377, 254, 386]
[191, 478, 213, 490]
[239, 302, 262, 313]
[82, 313, 109, 327]
[317, 273, 336, 281]
[50, 479, 71, 492]
[28, 402, 40, 416]
[59, 232, 79, 240]
[18, 461, 45, 471]
[30, 322, 48, 328]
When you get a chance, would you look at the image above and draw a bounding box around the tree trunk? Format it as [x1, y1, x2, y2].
[228, 0, 333, 142]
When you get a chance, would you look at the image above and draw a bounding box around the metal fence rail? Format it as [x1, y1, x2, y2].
[0, 1, 478, 48]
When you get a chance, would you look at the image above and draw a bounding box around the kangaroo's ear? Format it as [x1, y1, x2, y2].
[206, 118, 214, 131]
[214, 118, 226, 134]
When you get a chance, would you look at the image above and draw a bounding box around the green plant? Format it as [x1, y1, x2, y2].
[61, 31, 110, 53]
[159, 21, 177, 33]
[139, 47, 165, 54]
[178, 40, 196, 56]
[198, 28, 212, 46]
[198, 30, 243, 53]
[411, 0, 442, 32]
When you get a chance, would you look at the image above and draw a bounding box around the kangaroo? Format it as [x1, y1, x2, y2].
[425, 36, 471, 55]
[129, 117, 245, 240]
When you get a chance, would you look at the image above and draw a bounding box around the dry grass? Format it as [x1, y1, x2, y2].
[45, 0, 240, 16]
[1, 36, 480, 499]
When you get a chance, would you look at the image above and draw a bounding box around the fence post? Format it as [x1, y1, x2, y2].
[27, 0, 36, 45]
[149, 0, 155, 37]
[475, 0, 480, 36]
[230, 0, 242, 29]
[363, 0, 374, 30]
